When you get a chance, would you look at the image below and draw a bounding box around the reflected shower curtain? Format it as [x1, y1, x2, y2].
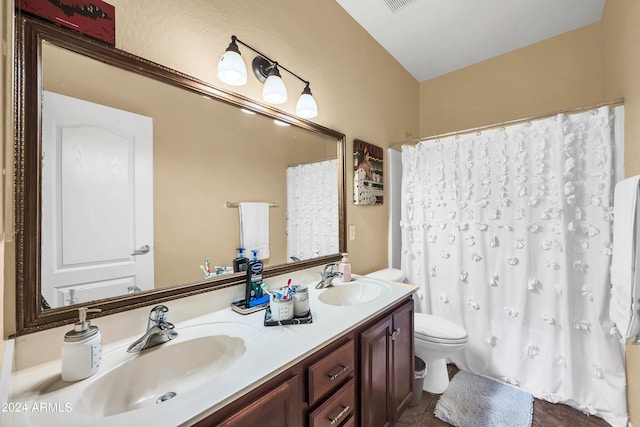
[401, 106, 627, 426]
[286, 159, 338, 260]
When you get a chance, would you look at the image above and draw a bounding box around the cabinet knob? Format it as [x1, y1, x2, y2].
[329, 405, 350, 425]
[390, 327, 401, 340]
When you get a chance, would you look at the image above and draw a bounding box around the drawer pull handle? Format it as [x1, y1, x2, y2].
[390, 327, 401, 341]
[327, 364, 350, 381]
[329, 405, 350, 425]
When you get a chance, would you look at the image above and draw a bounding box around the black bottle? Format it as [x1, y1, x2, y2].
[233, 247, 250, 273]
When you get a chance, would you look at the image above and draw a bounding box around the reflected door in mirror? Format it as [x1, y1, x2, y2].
[41, 91, 155, 308]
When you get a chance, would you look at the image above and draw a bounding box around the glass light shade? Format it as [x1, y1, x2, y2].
[296, 93, 318, 119]
[217, 50, 247, 86]
[263, 75, 288, 104]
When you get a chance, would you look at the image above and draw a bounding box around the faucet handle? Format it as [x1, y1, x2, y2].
[323, 263, 338, 275]
[160, 321, 175, 331]
[149, 305, 170, 326]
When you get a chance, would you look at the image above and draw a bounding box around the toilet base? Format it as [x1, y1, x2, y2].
[422, 358, 450, 394]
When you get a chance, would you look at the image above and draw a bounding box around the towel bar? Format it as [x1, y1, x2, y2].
[226, 201, 278, 208]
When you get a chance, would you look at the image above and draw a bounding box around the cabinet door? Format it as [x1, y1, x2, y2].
[391, 300, 414, 421]
[217, 375, 299, 427]
[360, 316, 392, 427]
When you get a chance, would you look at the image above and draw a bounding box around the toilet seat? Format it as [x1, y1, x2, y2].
[414, 313, 467, 344]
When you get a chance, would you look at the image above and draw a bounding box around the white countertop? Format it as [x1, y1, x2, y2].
[4, 275, 416, 427]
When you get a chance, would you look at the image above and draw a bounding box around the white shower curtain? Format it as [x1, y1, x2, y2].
[401, 106, 627, 426]
[286, 159, 339, 260]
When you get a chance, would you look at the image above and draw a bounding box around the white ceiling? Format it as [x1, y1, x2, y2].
[336, 0, 606, 82]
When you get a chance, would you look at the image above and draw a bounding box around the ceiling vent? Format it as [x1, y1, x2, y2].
[383, 0, 418, 13]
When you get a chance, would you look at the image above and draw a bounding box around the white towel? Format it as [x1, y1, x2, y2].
[610, 176, 640, 343]
[238, 202, 270, 260]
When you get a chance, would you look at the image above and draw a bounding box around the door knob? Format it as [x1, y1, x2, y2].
[131, 244, 151, 255]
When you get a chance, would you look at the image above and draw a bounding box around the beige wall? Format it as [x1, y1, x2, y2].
[3, 0, 419, 335]
[418, 23, 603, 136]
[418, 1, 640, 423]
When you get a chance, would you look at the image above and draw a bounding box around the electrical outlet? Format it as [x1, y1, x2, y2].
[349, 224, 356, 240]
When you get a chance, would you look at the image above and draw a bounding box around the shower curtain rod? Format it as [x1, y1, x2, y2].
[389, 97, 624, 148]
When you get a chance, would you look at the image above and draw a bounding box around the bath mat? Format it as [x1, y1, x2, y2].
[434, 370, 533, 427]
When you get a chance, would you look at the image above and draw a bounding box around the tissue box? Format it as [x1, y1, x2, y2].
[16, 0, 115, 45]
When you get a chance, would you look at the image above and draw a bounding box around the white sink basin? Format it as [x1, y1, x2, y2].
[73, 322, 253, 417]
[319, 278, 391, 306]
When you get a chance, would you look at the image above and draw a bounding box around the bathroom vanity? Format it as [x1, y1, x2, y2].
[197, 297, 414, 427]
[5, 274, 416, 427]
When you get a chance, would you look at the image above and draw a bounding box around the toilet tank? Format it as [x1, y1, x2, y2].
[365, 268, 407, 283]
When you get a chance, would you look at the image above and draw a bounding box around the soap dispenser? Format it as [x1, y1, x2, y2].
[61, 307, 102, 382]
[339, 253, 352, 282]
[233, 247, 250, 273]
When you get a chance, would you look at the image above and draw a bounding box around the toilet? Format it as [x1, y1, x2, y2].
[365, 268, 468, 394]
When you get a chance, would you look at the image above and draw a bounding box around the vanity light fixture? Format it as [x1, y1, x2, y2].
[262, 63, 287, 105]
[217, 36, 247, 86]
[217, 35, 318, 119]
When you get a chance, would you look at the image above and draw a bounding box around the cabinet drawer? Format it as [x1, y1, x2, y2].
[308, 377, 355, 427]
[308, 340, 354, 405]
[341, 414, 355, 427]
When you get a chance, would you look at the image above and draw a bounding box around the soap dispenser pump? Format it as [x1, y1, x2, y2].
[339, 253, 352, 282]
[61, 307, 102, 382]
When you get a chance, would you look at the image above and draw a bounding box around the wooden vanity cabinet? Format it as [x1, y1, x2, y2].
[215, 374, 299, 427]
[359, 298, 414, 427]
[194, 336, 355, 427]
[307, 339, 356, 427]
[192, 371, 303, 427]
[193, 297, 414, 427]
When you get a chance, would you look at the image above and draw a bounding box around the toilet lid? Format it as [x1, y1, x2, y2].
[414, 313, 467, 341]
[365, 268, 406, 282]
[416, 333, 468, 345]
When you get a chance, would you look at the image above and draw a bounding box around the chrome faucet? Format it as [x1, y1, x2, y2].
[316, 263, 343, 289]
[127, 305, 178, 353]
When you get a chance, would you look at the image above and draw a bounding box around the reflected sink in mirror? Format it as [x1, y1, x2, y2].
[318, 278, 392, 306]
[73, 323, 254, 417]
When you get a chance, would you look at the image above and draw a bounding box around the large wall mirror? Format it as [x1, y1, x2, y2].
[14, 16, 346, 334]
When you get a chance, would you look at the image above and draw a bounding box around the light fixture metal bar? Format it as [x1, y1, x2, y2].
[232, 35, 310, 86]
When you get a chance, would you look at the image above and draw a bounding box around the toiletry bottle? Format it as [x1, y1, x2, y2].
[233, 247, 250, 273]
[245, 250, 264, 306]
[61, 307, 102, 382]
[339, 252, 352, 282]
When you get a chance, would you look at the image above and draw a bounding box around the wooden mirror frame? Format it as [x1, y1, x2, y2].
[14, 15, 346, 335]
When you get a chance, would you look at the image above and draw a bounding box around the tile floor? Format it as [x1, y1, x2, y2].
[395, 365, 610, 427]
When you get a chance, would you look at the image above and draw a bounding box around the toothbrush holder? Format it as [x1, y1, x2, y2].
[270, 297, 294, 321]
